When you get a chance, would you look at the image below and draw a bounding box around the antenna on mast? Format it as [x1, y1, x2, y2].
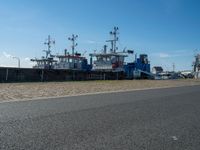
[68, 34, 78, 56]
[68, 34, 78, 68]
[106, 26, 119, 53]
[43, 35, 55, 58]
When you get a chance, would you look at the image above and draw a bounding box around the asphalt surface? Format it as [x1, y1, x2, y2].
[0, 85, 200, 150]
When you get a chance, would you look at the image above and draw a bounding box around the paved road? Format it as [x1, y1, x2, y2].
[0, 85, 200, 150]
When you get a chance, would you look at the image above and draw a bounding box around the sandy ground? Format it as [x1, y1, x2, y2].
[0, 79, 200, 102]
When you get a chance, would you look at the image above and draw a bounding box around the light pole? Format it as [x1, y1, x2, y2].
[173, 63, 175, 72]
[13, 56, 20, 68]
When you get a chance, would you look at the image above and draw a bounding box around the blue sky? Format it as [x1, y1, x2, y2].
[0, 0, 200, 71]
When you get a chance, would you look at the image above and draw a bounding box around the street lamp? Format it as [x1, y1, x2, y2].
[13, 56, 20, 68]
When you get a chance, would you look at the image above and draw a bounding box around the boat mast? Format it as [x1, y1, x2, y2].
[43, 35, 55, 58]
[106, 27, 119, 53]
[68, 34, 78, 56]
[68, 34, 78, 67]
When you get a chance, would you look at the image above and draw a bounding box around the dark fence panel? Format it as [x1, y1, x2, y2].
[0, 67, 125, 83]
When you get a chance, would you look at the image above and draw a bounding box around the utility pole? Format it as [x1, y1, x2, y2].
[173, 63, 175, 72]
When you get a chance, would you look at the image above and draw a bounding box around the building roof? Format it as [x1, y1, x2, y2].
[153, 66, 163, 72]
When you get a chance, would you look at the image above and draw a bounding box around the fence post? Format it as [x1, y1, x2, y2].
[5, 68, 9, 82]
[41, 69, 44, 82]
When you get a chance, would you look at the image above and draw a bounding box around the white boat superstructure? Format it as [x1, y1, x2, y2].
[89, 27, 133, 72]
[31, 34, 89, 70]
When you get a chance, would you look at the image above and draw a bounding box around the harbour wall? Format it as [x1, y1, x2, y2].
[0, 67, 124, 83]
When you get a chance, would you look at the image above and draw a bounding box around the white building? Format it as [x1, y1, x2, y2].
[193, 54, 200, 79]
[152, 66, 163, 74]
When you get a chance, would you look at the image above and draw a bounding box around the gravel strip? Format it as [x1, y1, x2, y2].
[0, 79, 200, 102]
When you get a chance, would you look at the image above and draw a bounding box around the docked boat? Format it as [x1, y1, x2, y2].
[31, 34, 90, 71]
[89, 27, 133, 72]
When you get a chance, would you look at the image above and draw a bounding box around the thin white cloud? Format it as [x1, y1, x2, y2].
[151, 52, 171, 58]
[84, 40, 103, 45]
[22, 58, 34, 68]
[0, 52, 33, 68]
[86, 40, 96, 44]
[18, 57, 34, 68]
[24, 57, 30, 61]
[159, 53, 170, 58]
[3, 51, 13, 58]
[151, 49, 194, 59]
